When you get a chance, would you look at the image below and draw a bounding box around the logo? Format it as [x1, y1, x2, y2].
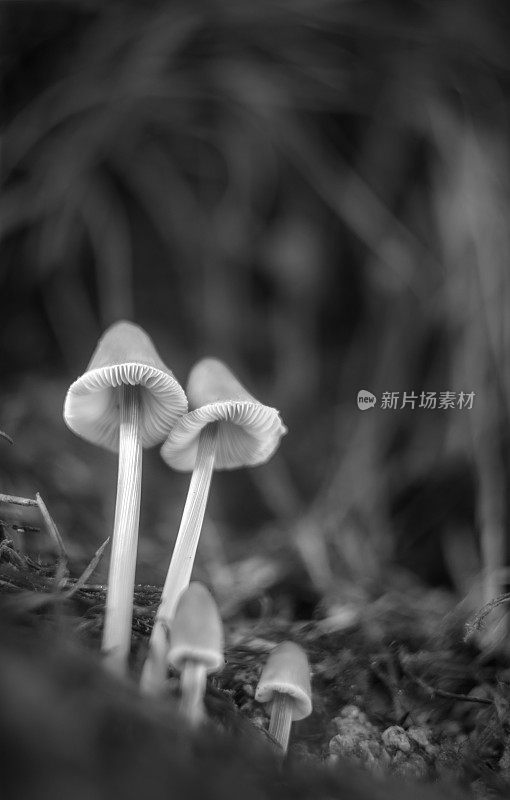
[356, 390, 475, 411]
[357, 390, 376, 410]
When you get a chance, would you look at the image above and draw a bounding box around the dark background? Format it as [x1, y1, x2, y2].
[1, 0, 509, 612]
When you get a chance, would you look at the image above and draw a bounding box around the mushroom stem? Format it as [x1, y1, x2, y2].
[179, 660, 208, 726]
[269, 692, 293, 754]
[140, 422, 218, 694]
[102, 383, 142, 676]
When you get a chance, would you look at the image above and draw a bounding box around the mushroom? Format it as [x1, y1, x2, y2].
[255, 641, 312, 754]
[168, 582, 224, 726]
[64, 320, 187, 675]
[140, 357, 286, 693]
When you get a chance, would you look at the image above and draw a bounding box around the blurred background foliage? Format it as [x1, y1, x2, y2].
[2, 0, 510, 618]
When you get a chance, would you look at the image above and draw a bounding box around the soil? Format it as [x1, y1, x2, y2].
[1, 534, 509, 800]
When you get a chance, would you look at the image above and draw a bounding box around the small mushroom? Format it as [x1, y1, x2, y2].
[64, 320, 187, 675]
[168, 582, 224, 726]
[140, 357, 286, 693]
[255, 641, 312, 754]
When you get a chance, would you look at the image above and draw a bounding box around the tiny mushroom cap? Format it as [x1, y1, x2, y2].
[168, 582, 224, 674]
[255, 641, 312, 721]
[64, 320, 188, 451]
[161, 358, 287, 471]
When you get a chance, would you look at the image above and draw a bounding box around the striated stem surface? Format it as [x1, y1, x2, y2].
[102, 384, 142, 676]
[140, 422, 218, 694]
[269, 692, 293, 754]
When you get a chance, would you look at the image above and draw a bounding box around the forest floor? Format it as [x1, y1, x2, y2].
[0, 532, 509, 800]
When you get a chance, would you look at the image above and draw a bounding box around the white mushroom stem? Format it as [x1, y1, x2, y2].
[179, 660, 208, 726]
[269, 692, 293, 754]
[140, 422, 218, 694]
[102, 383, 142, 676]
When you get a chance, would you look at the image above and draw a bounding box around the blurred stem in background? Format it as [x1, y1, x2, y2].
[433, 108, 510, 646]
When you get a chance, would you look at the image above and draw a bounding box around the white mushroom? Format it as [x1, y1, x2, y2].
[255, 641, 312, 754]
[168, 582, 224, 726]
[64, 320, 187, 675]
[141, 358, 286, 694]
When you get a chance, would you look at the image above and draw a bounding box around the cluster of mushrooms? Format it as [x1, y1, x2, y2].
[63, 321, 312, 754]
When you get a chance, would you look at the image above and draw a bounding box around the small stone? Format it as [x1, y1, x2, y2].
[333, 718, 370, 736]
[328, 734, 390, 773]
[329, 733, 360, 758]
[391, 751, 429, 780]
[358, 740, 391, 770]
[328, 732, 375, 759]
[332, 706, 377, 740]
[407, 726, 429, 748]
[407, 726, 436, 755]
[338, 705, 368, 722]
[381, 726, 411, 753]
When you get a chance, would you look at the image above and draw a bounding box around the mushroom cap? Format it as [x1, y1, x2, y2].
[64, 321, 187, 451]
[167, 582, 224, 674]
[255, 641, 312, 721]
[160, 358, 287, 471]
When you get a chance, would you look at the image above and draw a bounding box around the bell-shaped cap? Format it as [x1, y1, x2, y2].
[64, 321, 187, 451]
[255, 641, 312, 721]
[168, 582, 224, 674]
[161, 358, 287, 471]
